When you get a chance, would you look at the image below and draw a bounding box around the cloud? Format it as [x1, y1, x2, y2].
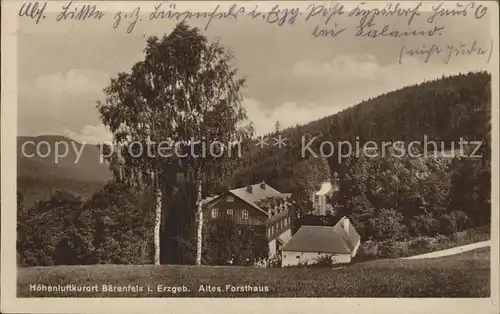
[243, 50, 491, 137]
[243, 98, 334, 136]
[62, 124, 112, 145]
[292, 53, 381, 79]
[18, 69, 110, 136]
[17, 15, 492, 141]
[33, 69, 110, 96]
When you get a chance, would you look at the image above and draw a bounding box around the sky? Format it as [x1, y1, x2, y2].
[17, 1, 494, 144]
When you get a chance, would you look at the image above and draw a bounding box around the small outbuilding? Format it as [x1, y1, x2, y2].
[281, 216, 361, 267]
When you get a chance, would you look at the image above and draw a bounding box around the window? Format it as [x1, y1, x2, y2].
[271, 226, 274, 235]
[267, 228, 271, 237]
[212, 208, 219, 218]
[227, 209, 233, 216]
[242, 209, 249, 219]
[226, 196, 234, 202]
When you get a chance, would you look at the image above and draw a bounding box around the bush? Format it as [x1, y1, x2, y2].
[255, 255, 281, 268]
[355, 241, 380, 261]
[369, 208, 406, 240]
[378, 240, 409, 258]
[410, 214, 439, 236]
[312, 254, 335, 267]
[358, 226, 490, 260]
[439, 211, 469, 235]
[17, 184, 155, 266]
[408, 237, 435, 255]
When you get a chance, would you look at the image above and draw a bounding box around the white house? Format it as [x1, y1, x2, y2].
[281, 216, 361, 267]
[311, 181, 336, 215]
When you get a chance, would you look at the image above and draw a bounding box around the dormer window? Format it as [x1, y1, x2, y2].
[226, 195, 234, 202]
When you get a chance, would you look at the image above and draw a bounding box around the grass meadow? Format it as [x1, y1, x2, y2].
[18, 248, 490, 298]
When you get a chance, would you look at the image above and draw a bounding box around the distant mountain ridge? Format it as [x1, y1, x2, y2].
[17, 71, 491, 205]
[17, 135, 112, 205]
[17, 135, 112, 182]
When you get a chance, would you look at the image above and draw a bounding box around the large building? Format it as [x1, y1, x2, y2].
[201, 181, 293, 258]
[281, 216, 361, 267]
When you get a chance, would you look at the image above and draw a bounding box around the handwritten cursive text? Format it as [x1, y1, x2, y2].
[399, 39, 493, 64]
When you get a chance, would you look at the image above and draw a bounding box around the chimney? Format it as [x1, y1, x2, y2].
[246, 185, 253, 193]
[260, 181, 266, 189]
[343, 217, 350, 234]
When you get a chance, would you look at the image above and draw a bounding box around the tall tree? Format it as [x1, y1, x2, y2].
[97, 22, 251, 265]
[336, 145, 451, 240]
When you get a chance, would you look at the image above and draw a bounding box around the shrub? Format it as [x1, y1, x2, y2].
[355, 241, 380, 261]
[255, 255, 281, 268]
[409, 237, 435, 255]
[364, 225, 490, 259]
[369, 208, 406, 240]
[439, 211, 469, 235]
[378, 240, 409, 258]
[410, 214, 439, 236]
[312, 254, 335, 267]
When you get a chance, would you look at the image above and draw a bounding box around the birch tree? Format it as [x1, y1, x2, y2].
[98, 22, 251, 265]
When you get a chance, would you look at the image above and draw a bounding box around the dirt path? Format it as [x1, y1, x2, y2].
[402, 240, 491, 260]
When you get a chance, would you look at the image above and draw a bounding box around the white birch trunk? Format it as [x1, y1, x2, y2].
[153, 172, 162, 265]
[195, 168, 203, 265]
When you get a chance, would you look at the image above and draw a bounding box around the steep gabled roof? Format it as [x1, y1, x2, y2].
[282, 225, 352, 254]
[231, 182, 285, 204]
[333, 216, 361, 251]
[283, 217, 361, 254]
[201, 182, 290, 216]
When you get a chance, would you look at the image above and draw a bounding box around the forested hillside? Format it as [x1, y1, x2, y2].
[17, 71, 492, 266]
[229, 71, 491, 247]
[230, 71, 490, 196]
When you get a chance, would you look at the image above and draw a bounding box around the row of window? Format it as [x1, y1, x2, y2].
[267, 217, 291, 237]
[211, 208, 249, 219]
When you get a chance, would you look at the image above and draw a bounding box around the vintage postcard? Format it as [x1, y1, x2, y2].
[1, 0, 499, 313]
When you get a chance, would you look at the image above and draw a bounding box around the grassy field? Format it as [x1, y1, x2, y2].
[18, 247, 490, 298]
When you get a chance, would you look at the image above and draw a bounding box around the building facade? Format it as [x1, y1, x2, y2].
[281, 216, 361, 267]
[202, 181, 293, 258]
[311, 182, 336, 215]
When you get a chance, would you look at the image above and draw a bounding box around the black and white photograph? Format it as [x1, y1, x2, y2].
[1, 0, 499, 313]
